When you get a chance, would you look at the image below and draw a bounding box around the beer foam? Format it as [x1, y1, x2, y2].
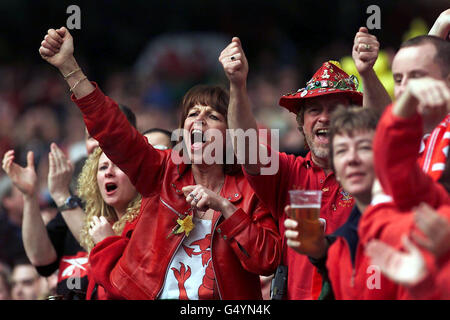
[291, 204, 321, 209]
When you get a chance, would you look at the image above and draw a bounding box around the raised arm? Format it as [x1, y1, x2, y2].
[39, 27, 95, 99]
[429, 9, 450, 40]
[219, 37, 262, 175]
[47, 143, 85, 243]
[374, 77, 450, 209]
[352, 27, 392, 111]
[2, 150, 57, 266]
[39, 27, 167, 196]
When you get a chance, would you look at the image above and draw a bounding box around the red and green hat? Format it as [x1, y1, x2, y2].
[279, 61, 363, 114]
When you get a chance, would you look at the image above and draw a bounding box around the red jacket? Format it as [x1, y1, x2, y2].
[396, 205, 450, 300]
[73, 84, 281, 300]
[327, 202, 448, 300]
[357, 202, 450, 300]
[86, 217, 140, 300]
[326, 105, 450, 300]
[326, 222, 402, 299]
[355, 105, 450, 299]
[373, 104, 449, 211]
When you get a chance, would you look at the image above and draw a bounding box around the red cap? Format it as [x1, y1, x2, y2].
[279, 61, 363, 114]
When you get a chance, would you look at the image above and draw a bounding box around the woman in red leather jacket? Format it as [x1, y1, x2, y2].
[39, 27, 281, 300]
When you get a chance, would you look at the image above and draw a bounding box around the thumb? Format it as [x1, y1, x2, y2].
[182, 185, 195, 196]
[232, 36, 241, 47]
[319, 218, 326, 232]
[27, 151, 35, 170]
[359, 26, 369, 34]
[402, 235, 420, 254]
[56, 26, 68, 37]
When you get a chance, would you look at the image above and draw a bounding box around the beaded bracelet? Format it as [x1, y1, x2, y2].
[63, 68, 81, 79]
[70, 76, 87, 92]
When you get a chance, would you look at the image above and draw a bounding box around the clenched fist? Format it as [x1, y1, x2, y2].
[39, 27, 75, 69]
[352, 27, 380, 76]
[219, 37, 249, 88]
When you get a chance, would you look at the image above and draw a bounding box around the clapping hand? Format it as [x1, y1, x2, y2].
[2, 150, 37, 197]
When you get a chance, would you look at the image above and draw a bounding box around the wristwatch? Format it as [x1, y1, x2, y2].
[57, 195, 82, 212]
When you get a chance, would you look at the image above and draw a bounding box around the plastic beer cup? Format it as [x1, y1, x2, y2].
[288, 190, 322, 253]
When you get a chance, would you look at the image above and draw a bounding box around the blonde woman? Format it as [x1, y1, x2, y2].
[2, 145, 141, 300]
[78, 147, 141, 299]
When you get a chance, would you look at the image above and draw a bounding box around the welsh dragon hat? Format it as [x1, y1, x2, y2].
[279, 61, 363, 114]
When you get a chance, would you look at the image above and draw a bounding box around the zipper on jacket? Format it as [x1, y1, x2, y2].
[350, 269, 355, 288]
[156, 198, 186, 299]
[342, 238, 357, 289]
[160, 197, 185, 219]
[210, 213, 223, 300]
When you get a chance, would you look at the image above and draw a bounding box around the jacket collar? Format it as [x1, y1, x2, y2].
[221, 173, 243, 203]
[304, 151, 335, 178]
[304, 152, 315, 169]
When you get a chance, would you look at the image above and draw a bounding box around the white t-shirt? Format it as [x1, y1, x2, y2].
[159, 217, 214, 300]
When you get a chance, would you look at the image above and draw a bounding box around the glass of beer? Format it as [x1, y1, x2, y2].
[287, 190, 322, 253]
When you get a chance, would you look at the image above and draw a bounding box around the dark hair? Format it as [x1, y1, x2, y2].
[118, 104, 137, 128]
[177, 85, 230, 128]
[177, 85, 240, 175]
[12, 256, 32, 268]
[142, 128, 175, 148]
[400, 35, 450, 77]
[328, 106, 380, 171]
[0, 269, 11, 294]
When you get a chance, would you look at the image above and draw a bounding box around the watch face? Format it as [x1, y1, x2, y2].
[67, 196, 81, 208]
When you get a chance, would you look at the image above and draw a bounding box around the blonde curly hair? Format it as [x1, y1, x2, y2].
[77, 147, 141, 252]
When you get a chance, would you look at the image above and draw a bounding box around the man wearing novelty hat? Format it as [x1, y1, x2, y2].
[220, 30, 381, 299]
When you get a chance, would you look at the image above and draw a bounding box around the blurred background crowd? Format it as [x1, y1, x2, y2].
[0, 0, 448, 299]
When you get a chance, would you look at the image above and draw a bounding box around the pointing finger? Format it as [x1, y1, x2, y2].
[26, 151, 35, 170]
